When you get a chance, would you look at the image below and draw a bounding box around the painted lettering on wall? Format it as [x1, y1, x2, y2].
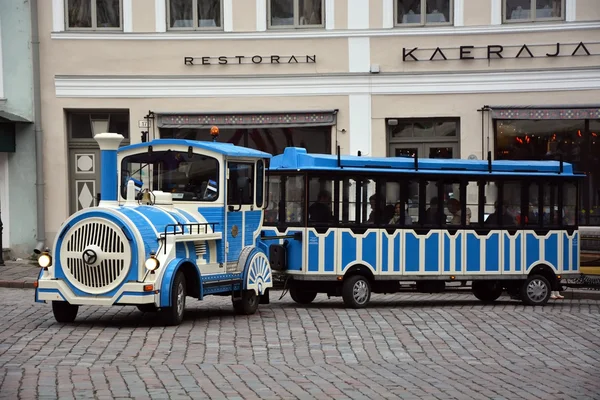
[402, 42, 592, 62]
[184, 55, 317, 65]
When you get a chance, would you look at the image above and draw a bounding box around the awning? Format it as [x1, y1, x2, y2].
[156, 110, 338, 129]
[485, 105, 600, 120]
[0, 110, 32, 123]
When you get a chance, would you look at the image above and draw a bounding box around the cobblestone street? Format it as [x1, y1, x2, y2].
[0, 288, 599, 399]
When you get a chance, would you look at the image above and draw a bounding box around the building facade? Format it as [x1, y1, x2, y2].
[0, 2, 38, 258]
[37, 0, 600, 246]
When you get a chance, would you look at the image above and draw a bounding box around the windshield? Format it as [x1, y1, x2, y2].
[120, 150, 220, 202]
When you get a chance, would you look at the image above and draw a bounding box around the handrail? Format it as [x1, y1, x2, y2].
[161, 222, 219, 253]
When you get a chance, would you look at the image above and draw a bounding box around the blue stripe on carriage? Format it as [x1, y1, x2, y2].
[563, 234, 570, 271]
[526, 234, 540, 271]
[325, 232, 335, 272]
[545, 233, 558, 270]
[405, 233, 419, 273]
[466, 233, 480, 272]
[308, 231, 319, 272]
[485, 233, 500, 272]
[341, 233, 357, 272]
[382, 235, 389, 273]
[444, 235, 451, 273]
[425, 233, 439, 273]
[363, 232, 377, 271]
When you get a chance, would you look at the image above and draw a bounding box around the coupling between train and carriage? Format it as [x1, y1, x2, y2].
[34, 127, 587, 324]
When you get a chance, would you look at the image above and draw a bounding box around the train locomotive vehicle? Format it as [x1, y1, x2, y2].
[35, 131, 274, 325]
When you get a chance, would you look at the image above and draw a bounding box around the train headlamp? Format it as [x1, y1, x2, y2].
[38, 251, 52, 268]
[145, 253, 160, 271]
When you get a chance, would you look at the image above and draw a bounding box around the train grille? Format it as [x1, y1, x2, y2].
[60, 218, 132, 294]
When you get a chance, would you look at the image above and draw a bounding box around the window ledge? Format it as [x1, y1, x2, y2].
[50, 20, 600, 40]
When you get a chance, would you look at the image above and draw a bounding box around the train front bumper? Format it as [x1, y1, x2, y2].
[35, 278, 159, 306]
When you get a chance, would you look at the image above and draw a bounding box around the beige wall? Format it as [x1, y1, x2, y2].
[233, 0, 257, 32]
[464, 0, 491, 26]
[576, 0, 600, 22]
[369, 0, 384, 29]
[335, 0, 348, 29]
[131, 0, 156, 32]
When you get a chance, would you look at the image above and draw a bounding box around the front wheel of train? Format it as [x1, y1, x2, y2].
[520, 274, 551, 306]
[342, 275, 371, 308]
[52, 301, 79, 323]
[162, 270, 186, 326]
[289, 287, 317, 305]
[232, 290, 259, 315]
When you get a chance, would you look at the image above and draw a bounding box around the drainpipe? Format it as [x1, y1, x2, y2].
[31, 0, 45, 254]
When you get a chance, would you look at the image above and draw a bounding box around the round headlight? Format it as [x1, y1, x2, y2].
[145, 256, 160, 271]
[38, 254, 52, 268]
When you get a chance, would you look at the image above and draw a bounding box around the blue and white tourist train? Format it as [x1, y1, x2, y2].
[35, 131, 273, 325]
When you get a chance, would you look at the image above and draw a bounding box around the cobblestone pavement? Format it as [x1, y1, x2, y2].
[0, 288, 599, 400]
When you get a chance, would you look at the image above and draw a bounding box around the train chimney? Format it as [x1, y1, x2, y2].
[94, 133, 124, 206]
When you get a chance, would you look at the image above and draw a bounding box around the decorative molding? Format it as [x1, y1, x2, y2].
[224, 0, 233, 32]
[49, 21, 600, 40]
[491, 0, 502, 25]
[325, 0, 335, 30]
[256, 0, 267, 32]
[155, 0, 166, 33]
[347, 0, 369, 29]
[348, 37, 370, 73]
[566, 0, 576, 22]
[123, 0, 133, 33]
[52, 0, 66, 32]
[54, 68, 600, 98]
[349, 94, 372, 156]
[157, 111, 337, 128]
[382, 0, 394, 29]
[454, 0, 464, 27]
[492, 108, 600, 120]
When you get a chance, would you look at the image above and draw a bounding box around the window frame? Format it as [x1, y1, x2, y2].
[394, 0, 454, 27]
[167, 0, 224, 31]
[268, 0, 325, 30]
[227, 162, 255, 206]
[502, 0, 565, 23]
[65, 0, 123, 31]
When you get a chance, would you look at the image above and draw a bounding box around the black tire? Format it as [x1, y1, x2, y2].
[52, 301, 79, 323]
[232, 290, 259, 315]
[472, 281, 503, 303]
[521, 274, 551, 306]
[161, 270, 186, 325]
[342, 275, 371, 308]
[289, 287, 317, 305]
[136, 304, 158, 313]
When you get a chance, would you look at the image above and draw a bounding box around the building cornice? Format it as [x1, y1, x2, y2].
[55, 67, 600, 98]
[49, 21, 600, 41]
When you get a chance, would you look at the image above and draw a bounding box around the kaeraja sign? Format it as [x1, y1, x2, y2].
[184, 55, 317, 65]
[402, 42, 592, 61]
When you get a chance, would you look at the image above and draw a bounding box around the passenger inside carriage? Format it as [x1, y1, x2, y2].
[308, 190, 334, 222]
[388, 201, 412, 225]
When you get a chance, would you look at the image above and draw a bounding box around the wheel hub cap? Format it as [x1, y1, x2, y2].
[353, 281, 368, 304]
[527, 280, 547, 302]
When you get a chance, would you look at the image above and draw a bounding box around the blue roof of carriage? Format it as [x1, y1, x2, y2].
[119, 139, 272, 158]
[269, 147, 581, 176]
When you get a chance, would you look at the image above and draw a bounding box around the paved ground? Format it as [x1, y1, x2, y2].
[0, 287, 599, 400]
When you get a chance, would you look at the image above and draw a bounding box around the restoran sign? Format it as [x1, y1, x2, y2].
[184, 55, 317, 65]
[402, 42, 592, 61]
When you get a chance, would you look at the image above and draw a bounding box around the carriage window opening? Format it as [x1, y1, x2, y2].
[442, 181, 463, 226]
[308, 177, 335, 223]
[542, 182, 560, 227]
[256, 160, 265, 208]
[563, 182, 577, 226]
[420, 180, 443, 227]
[527, 183, 541, 227]
[483, 181, 521, 228]
[264, 175, 281, 224]
[120, 151, 219, 201]
[228, 163, 254, 205]
[460, 181, 479, 227]
[285, 175, 305, 223]
[383, 180, 415, 226]
[361, 179, 377, 224]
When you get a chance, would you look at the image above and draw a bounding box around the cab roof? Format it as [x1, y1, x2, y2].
[119, 139, 272, 159]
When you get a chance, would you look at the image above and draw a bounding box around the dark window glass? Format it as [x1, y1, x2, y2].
[256, 160, 264, 208]
[97, 0, 121, 28]
[308, 177, 335, 224]
[160, 126, 331, 156]
[264, 175, 281, 224]
[389, 118, 458, 140]
[120, 151, 219, 201]
[67, 0, 92, 28]
[228, 163, 254, 205]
